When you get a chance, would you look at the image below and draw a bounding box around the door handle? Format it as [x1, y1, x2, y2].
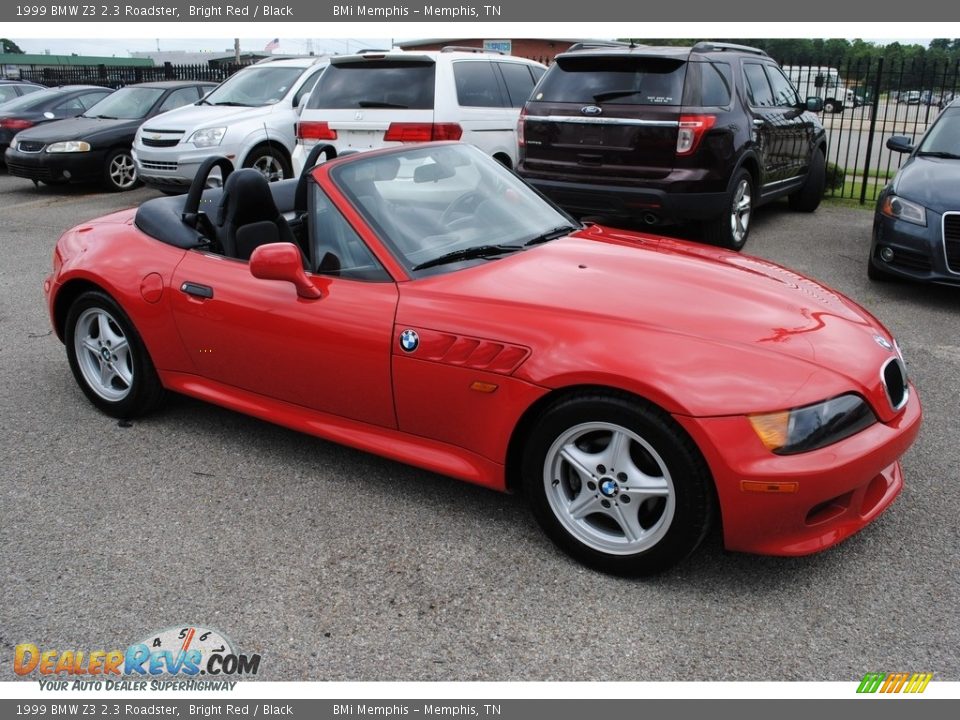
[180, 282, 214, 299]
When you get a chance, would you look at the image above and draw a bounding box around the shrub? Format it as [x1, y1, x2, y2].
[825, 162, 846, 193]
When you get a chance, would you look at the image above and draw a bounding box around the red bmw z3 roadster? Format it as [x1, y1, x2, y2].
[44, 142, 922, 574]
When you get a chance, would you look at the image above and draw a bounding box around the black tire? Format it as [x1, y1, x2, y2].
[102, 148, 140, 192]
[243, 145, 293, 183]
[824, 99, 841, 113]
[64, 290, 164, 419]
[788, 149, 826, 212]
[701, 169, 753, 251]
[521, 391, 714, 576]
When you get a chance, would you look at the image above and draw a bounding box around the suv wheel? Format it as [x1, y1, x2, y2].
[823, 99, 841, 113]
[244, 146, 292, 183]
[788, 149, 826, 212]
[703, 170, 753, 251]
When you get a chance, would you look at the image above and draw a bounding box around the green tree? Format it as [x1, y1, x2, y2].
[0, 38, 25, 54]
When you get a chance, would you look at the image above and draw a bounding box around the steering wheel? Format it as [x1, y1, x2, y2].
[440, 191, 486, 228]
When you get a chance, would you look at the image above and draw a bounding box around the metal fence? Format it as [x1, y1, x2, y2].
[18, 62, 247, 89]
[780, 56, 959, 203]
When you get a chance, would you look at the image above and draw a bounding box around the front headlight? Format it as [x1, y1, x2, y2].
[748, 394, 877, 455]
[188, 127, 227, 148]
[46, 141, 91, 153]
[880, 193, 926, 226]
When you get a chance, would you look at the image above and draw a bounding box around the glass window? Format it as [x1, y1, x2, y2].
[700, 62, 732, 106]
[292, 69, 322, 107]
[203, 66, 304, 107]
[157, 86, 200, 113]
[78, 91, 111, 109]
[0, 86, 19, 103]
[0, 88, 59, 111]
[743, 63, 775, 107]
[534, 56, 687, 106]
[311, 187, 390, 282]
[56, 96, 86, 112]
[766, 66, 801, 108]
[498, 62, 537, 107]
[919, 108, 960, 155]
[453, 61, 504, 107]
[84, 87, 164, 118]
[308, 61, 436, 110]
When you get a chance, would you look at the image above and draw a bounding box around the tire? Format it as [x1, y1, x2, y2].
[521, 391, 714, 576]
[243, 145, 293, 183]
[788, 149, 826, 212]
[102, 148, 140, 192]
[64, 290, 164, 419]
[824, 99, 841, 113]
[701, 169, 753, 251]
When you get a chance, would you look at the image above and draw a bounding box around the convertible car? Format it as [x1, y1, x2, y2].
[45, 142, 922, 575]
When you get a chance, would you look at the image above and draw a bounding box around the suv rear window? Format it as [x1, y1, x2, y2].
[308, 61, 436, 110]
[534, 56, 686, 106]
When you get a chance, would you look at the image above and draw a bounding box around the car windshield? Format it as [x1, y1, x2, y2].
[201, 66, 302, 106]
[331, 144, 578, 275]
[918, 108, 960, 156]
[83, 87, 165, 119]
[0, 88, 61, 112]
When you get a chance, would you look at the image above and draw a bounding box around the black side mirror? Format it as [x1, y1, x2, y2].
[805, 96, 823, 112]
[886, 135, 914, 153]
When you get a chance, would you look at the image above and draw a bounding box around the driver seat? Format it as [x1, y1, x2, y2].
[216, 169, 296, 261]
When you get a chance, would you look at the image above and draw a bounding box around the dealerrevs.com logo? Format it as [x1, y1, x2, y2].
[857, 672, 933, 694]
[14, 626, 261, 691]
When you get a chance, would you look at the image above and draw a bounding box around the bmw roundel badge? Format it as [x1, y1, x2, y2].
[399, 329, 420, 353]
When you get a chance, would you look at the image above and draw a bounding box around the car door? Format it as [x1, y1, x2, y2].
[167, 197, 399, 429]
[764, 64, 816, 182]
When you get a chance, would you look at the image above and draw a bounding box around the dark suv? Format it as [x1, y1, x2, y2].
[517, 42, 827, 250]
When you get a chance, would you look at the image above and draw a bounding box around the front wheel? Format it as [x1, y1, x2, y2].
[521, 392, 714, 575]
[243, 146, 292, 183]
[103, 148, 140, 192]
[65, 291, 164, 418]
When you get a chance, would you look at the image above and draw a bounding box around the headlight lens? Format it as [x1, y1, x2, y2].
[46, 141, 91, 153]
[749, 394, 877, 455]
[880, 194, 926, 226]
[188, 127, 227, 148]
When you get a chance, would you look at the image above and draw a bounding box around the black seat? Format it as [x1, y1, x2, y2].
[216, 169, 296, 261]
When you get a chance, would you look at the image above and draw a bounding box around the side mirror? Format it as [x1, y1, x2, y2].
[805, 96, 823, 113]
[249, 243, 322, 299]
[886, 135, 914, 154]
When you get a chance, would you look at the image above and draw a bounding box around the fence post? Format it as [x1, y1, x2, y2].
[859, 56, 884, 205]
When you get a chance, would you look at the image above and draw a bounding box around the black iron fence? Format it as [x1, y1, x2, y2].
[779, 56, 959, 203]
[18, 62, 247, 89]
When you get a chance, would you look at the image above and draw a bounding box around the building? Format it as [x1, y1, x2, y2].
[0, 53, 153, 79]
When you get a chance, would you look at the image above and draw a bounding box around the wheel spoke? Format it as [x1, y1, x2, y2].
[600, 430, 633, 475]
[610, 502, 644, 543]
[81, 336, 100, 356]
[99, 360, 115, 388]
[621, 473, 670, 499]
[568, 490, 602, 520]
[559, 444, 597, 483]
[112, 360, 132, 388]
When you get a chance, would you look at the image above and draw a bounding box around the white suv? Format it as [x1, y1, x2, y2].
[291, 48, 545, 172]
[133, 57, 326, 191]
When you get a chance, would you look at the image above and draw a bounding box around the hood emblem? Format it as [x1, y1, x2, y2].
[874, 335, 893, 351]
[399, 329, 419, 353]
[580, 105, 602, 116]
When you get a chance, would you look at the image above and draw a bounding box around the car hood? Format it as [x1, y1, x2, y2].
[143, 103, 275, 130]
[398, 226, 901, 416]
[13, 115, 140, 144]
[893, 155, 960, 213]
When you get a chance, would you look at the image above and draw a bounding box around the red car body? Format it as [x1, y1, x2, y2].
[45, 143, 921, 570]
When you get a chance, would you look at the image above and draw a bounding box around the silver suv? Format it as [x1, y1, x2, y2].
[133, 57, 326, 191]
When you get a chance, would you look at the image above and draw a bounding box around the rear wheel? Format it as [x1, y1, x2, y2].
[702, 169, 753, 251]
[65, 291, 164, 418]
[521, 392, 714, 575]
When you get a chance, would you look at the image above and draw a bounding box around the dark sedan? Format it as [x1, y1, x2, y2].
[869, 100, 960, 285]
[0, 86, 113, 161]
[4, 81, 215, 191]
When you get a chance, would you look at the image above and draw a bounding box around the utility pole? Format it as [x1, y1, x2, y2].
[234, 38, 240, 64]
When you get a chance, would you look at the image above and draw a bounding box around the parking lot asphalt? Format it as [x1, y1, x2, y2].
[0, 171, 957, 682]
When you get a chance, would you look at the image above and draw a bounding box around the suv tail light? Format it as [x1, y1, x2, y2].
[297, 121, 337, 140]
[384, 122, 463, 142]
[676, 114, 717, 155]
[517, 108, 527, 148]
[0, 118, 35, 131]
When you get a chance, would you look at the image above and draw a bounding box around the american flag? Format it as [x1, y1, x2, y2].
[264, 38, 279, 53]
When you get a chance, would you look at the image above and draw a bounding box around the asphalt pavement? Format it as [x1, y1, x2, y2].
[0, 172, 957, 681]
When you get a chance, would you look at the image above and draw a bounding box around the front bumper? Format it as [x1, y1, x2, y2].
[4, 146, 106, 184]
[133, 143, 239, 189]
[676, 385, 922, 556]
[869, 208, 960, 285]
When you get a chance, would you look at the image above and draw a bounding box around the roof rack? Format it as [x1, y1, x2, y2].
[691, 42, 767, 57]
[441, 46, 503, 55]
[565, 41, 633, 52]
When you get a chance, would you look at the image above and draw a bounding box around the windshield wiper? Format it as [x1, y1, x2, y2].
[357, 101, 409, 109]
[212, 101, 254, 107]
[412, 244, 523, 271]
[592, 89, 643, 102]
[917, 150, 960, 159]
[522, 225, 578, 247]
